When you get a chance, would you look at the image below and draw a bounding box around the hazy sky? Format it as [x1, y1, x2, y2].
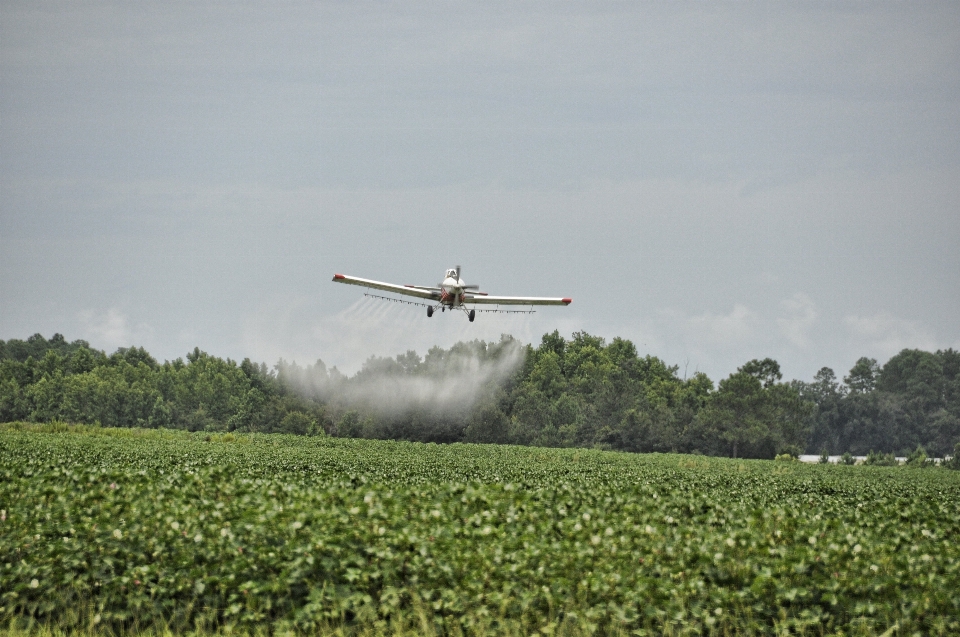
[2, 1, 959, 382]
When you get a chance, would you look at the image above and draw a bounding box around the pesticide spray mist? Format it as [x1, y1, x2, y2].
[279, 335, 527, 421]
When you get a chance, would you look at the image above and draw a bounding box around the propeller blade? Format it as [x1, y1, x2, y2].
[464, 285, 480, 290]
[456, 265, 461, 281]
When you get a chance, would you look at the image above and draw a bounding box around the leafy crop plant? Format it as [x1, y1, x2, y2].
[1, 423, 959, 636]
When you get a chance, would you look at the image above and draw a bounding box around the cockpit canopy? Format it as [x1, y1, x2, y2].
[446, 269, 458, 279]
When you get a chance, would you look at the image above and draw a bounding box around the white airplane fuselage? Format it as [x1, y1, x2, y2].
[439, 275, 465, 307]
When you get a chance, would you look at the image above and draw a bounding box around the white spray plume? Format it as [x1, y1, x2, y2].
[278, 335, 526, 417]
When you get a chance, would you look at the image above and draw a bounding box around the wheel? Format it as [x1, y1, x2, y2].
[468, 309, 476, 322]
[427, 306, 433, 318]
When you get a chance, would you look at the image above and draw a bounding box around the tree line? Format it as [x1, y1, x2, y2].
[1, 332, 958, 459]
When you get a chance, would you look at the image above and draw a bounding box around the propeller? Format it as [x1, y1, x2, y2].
[456, 265, 481, 290]
[439, 266, 480, 292]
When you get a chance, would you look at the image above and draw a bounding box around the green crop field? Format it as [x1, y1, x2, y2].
[1, 424, 958, 636]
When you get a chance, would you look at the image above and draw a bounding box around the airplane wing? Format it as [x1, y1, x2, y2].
[464, 294, 572, 306]
[332, 274, 439, 301]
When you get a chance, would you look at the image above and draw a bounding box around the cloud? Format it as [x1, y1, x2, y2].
[777, 293, 818, 348]
[843, 312, 937, 359]
[667, 304, 759, 348]
[78, 308, 154, 353]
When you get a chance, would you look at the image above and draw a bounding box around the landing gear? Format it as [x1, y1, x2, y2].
[427, 304, 476, 322]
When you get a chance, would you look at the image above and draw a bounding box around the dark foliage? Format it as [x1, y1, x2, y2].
[0, 335, 328, 435]
[798, 348, 960, 457]
[2, 333, 958, 458]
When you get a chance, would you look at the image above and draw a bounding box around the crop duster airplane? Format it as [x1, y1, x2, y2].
[332, 265, 571, 322]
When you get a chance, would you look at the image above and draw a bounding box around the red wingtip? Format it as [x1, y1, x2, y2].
[562, 298, 572, 304]
[333, 273, 345, 280]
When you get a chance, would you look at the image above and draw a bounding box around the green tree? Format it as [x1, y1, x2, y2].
[538, 330, 567, 370]
[509, 386, 554, 446]
[905, 445, 929, 468]
[800, 367, 845, 453]
[463, 403, 510, 443]
[740, 358, 782, 388]
[766, 383, 814, 456]
[864, 450, 898, 466]
[944, 442, 960, 470]
[148, 395, 172, 428]
[698, 371, 767, 459]
[845, 357, 880, 394]
[278, 411, 316, 435]
[528, 350, 565, 399]
[696, 360, 811, 459]
[337, 411, 364, 438]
